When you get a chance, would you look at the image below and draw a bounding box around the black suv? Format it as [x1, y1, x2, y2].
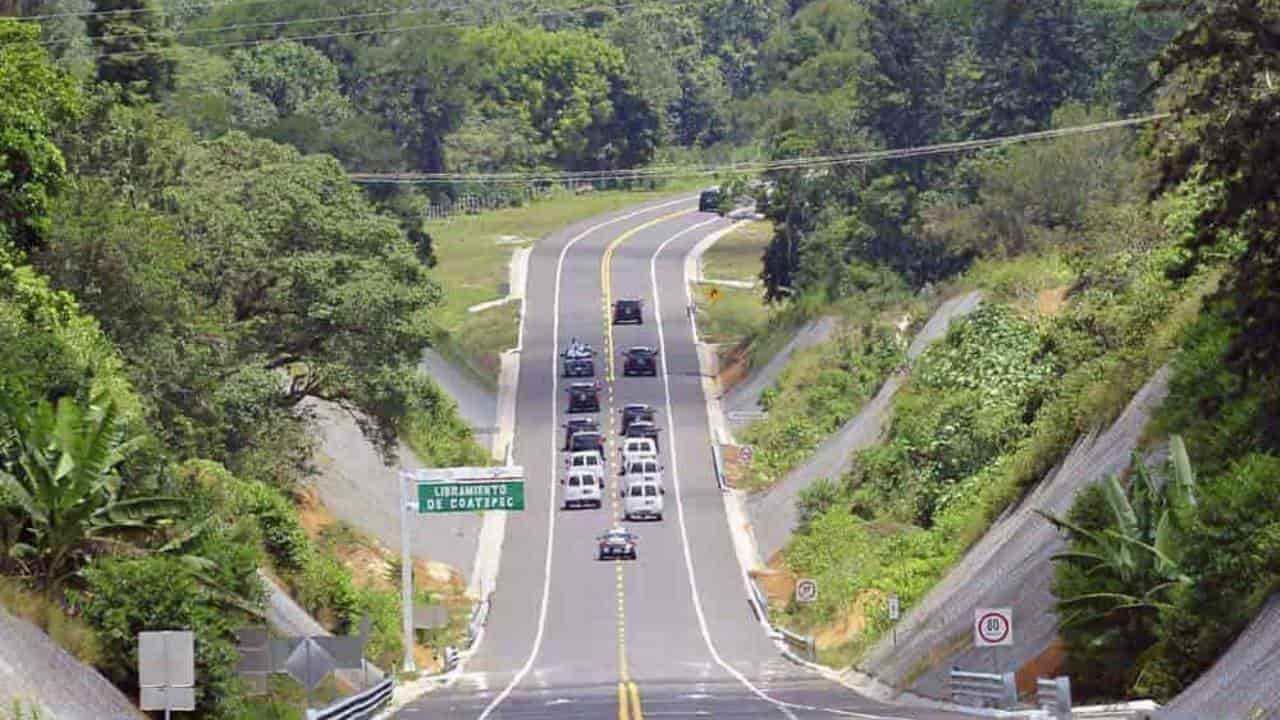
[620, 404, 656, 433]
[563, 417, 599, 450]
[567, 382, 601, 413]
[624, 420, 661, 452]
[622, 346, 659, 376]
[698, 188, 722, 213]
[567, 431, 605, 458]
[613, 299, 643, 325]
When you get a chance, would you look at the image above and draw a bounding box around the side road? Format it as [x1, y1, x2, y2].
[748, 291, 984, 562]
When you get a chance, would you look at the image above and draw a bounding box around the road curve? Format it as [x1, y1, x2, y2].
[395, 200, 974, 720]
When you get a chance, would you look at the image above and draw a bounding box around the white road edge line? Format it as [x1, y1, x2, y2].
[649, 220, 923, 720]
[475, 195, 697, 720]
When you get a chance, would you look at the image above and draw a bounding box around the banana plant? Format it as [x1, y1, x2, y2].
[1038, 435, 1197, 628]
[0, 390, 185, 589]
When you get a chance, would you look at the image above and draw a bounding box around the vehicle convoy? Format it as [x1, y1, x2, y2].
[562, 417, 598, 451]
[622, 479, 665, 521]
[562, 471, 604, 509]
[567, 382, 601, 413]
[561, 337, 596, 378]
[613, 298, 644, 325]
[598, 526, 638, 560]
[622, 346, 659, 376]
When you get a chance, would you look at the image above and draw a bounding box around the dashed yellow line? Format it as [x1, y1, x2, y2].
[601, 210, 693, 382]
[602, 209, 690, 720]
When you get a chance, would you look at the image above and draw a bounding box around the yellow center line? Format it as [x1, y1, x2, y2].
[628, 681, 644, 720]
[601, 208, 694, 720]
[601, 210, 694, 382]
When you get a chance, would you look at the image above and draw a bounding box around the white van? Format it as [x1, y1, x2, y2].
[567, 450, 605, 476]
[622, 479, 664, 521]
[619, 438, 657, 468]
[562, 471, 603, 509]
[623, 457, 661, 481]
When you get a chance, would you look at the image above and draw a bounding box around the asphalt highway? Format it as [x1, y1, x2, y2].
[396, 199, 975, 720]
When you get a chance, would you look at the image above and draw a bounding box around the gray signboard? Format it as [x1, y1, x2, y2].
[139, 631, 196, 713]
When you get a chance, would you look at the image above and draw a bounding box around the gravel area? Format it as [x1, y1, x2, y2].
[0, 606, 143, 720]
[1157, 593, 1280, 720]
[858, 367, 1172, 699]
[748, 292, 983, 562]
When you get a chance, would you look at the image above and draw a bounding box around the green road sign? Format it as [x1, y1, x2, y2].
[417, 480, 525, 513]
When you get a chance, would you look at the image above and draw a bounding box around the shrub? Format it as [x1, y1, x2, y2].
[1139, 453, 1280, 699]
[76, 556, 248, 719]
[177, 459, 310, 572]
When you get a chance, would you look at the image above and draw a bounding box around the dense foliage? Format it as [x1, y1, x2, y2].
[0, 11, 483, 716]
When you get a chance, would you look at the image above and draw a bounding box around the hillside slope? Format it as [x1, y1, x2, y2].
[858, 367, 1171, 697]
[0, 608, 143, 720]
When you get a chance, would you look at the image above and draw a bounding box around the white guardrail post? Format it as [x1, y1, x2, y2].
[949, 668, 1017, 709]
[1036, 675, 1071, 719]
[305, 677, 394, 720]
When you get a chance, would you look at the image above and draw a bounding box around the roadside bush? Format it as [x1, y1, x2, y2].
[857, 304, 1056, 526]
[293, 552, 361, 631]
[76, 556, 248, 719]
[177, 460, 310, 572]
[742, 322, 904, 488]
[1138, 452, 1280, 699]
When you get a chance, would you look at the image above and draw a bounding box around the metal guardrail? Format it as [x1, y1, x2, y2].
[305, 677, 393, 720]
[1036, 676, 1071, 719]
[711, 443, 727, 491]
[748, 578, 769, 622]
[949, 668, 1017, 708]
[777, 626, 816, 661]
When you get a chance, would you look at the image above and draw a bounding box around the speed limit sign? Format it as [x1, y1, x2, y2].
[974, 608, 1013, 647]
[795, 578, 818, 604]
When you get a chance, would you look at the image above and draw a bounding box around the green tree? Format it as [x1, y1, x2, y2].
[466, 24, 658, 169]
[0, 19, 81, 252]
[86, 0, 174, 99]
[1040, 436, 1197, 696]
[0, 390, 182, 589]
[1148, 0, 1280, 450]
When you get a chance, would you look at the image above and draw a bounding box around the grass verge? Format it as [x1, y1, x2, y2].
[429, 182, 702, 379]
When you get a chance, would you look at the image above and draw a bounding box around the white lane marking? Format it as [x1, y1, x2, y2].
[649, 223, 924, 720]
[476, 195, 696, 720]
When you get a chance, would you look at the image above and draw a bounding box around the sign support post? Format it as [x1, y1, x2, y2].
[399, 466, 525, 676]
[400, 471, 416, 674]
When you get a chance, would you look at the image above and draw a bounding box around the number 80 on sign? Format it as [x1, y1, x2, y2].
[974, 607, 1013, 647]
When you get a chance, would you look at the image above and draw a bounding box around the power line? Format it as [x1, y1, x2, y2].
[348, 113, 1169, 185]
[11, 0, 695, 59]
[15, 0, 295, 22]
